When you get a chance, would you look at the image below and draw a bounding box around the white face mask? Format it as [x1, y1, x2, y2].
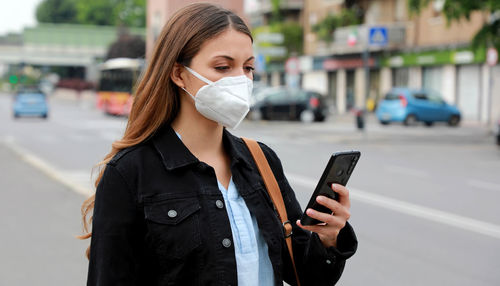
[181, 66, 253, 129]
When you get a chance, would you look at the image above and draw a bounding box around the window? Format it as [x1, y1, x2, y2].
[395, 0, 406, 21]
[265, 90, 289, 103]
[384, 93, 400, 100]
[413, 93, 428, 101]
[426, 90, 444, 104]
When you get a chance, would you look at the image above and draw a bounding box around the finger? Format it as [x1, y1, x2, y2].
[297, 219, 344, 236]
[296, 219, 325, 234]
[316, 195, 341, 213]
[316, 197, 350, 219]
[305, 208, 337, 225]
[332, 184, 350, 208]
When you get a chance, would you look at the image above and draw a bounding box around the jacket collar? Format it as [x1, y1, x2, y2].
[152, 124, 253, 171]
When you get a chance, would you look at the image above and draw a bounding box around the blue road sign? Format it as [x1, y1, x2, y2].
[255, 53, 266, 73]
[369, 27, 388, 46]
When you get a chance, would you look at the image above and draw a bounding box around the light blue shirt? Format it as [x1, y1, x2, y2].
[175, 132, 274, 285]
[217, 178, 275, 286]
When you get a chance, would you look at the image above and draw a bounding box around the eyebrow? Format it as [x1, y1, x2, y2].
[212, 55, 255, 62]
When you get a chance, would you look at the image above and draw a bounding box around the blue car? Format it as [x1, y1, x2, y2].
[13, 89, 49, 119]
[376, 88, 460, 127]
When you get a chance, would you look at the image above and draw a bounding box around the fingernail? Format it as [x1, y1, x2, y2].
[307, 209, 314, 215]
[317, 196, 325, 202]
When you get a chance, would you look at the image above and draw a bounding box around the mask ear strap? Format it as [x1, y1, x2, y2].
[181, 87, 196, 100]
[184, 66, 213, 85]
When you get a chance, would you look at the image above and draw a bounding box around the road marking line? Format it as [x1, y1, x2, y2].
[1, 136, 93, 197]
[467, 179, 500, 192]
[3, 135, 499, 239]
[384, 165, 430, 178]
[286, 173, 500, 240]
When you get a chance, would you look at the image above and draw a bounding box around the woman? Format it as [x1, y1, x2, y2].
[80, 3, 357, 285]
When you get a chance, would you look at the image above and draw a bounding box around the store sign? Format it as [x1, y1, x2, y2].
[323, 58, 375, 70]
[454, 51, 474, 64]
[417, 55, 435, 65]
[383, 49, 485, 67]
[389, 56, 404, 67]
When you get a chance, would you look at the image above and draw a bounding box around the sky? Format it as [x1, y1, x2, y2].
[0, 0, 42, 35]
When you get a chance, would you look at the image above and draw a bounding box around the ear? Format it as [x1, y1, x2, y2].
[170, 63, 187, 89]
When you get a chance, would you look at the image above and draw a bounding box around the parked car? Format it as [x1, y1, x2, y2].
[13, 88, 49, 119]
[376, 88, 461, 126]
[250, 81, 269, 107]
[248, 87, 328, 122]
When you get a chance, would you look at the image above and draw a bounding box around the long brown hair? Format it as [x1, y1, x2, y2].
[78, 3, 252, 258]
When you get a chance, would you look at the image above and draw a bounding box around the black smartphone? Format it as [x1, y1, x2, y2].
[300, 151, 361, 226]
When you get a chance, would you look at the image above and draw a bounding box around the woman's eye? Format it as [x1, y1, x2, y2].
[245, 66, 255, 72]
[214, 66, 230, 71]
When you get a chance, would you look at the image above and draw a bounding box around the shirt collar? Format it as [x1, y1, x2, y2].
[152, 124, 253, 171]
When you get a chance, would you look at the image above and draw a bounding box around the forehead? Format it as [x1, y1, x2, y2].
[195, 29, 253, 60]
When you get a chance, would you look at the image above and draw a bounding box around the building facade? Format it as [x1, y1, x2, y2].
[146, 0, 245, 59]
[0, 24, 146, 83]
[267, 0, 498, 125]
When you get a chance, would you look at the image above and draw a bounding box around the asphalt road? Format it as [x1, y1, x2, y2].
[1, 91, 499, 285]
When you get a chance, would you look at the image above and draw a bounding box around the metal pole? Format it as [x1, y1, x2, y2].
[487, 65, 493, 126]
[363, 46, 370, 110]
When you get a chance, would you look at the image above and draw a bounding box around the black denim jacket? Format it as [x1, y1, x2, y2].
[87, 125, 357, 286]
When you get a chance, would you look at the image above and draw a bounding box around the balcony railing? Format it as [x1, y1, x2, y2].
[316, 23, 408, 55]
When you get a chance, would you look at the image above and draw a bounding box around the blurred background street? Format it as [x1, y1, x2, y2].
[1, 91, 499, 285]
[2, 0, 500, 285]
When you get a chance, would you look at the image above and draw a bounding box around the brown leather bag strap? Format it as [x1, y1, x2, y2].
[242, 137, 301, 286]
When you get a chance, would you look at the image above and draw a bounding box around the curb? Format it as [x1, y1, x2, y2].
[1, 136, 93, 197]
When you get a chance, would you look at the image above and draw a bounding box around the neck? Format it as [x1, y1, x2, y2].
[171, 93, 225, 158]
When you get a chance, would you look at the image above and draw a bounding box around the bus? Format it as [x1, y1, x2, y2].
[97, 58, 144, 116]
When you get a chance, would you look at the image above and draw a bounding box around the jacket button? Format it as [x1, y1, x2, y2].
[167, 210, 177, 218]
[222, 238, 232, 248]
[216, 200, 224, 209]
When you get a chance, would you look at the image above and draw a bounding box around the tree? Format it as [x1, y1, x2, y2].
[310, 0, 365, 43]
[36, 0, 78, 24]
[312, 9, 362, 42]
[76, 0, 145, 27]
[409, 0, 500, 51]
[35, 0, 145, 27]
[75, 0, 116, 26]
[280, 22, 303, 55]
[106, 28, 145, 59]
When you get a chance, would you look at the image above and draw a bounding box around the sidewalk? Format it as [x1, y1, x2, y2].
[0, 143, 88, 285]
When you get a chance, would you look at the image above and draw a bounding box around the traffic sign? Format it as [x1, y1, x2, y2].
[285, 57, 300, 75]
[487, 48, 498, 66]
[255, 46, 287, 57]
[255, 33, 284, 44]
[255, 54, 266, 73]
[368, 27, 388, 46]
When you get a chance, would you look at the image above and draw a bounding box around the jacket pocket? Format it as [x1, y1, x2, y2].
[144, 197, 202, 259]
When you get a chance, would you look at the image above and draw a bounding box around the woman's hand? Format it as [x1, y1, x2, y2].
[297, 184, 351, 248]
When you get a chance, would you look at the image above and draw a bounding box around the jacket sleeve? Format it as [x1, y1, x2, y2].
[259, 143, 358, 286]
[87, 164, 143, 286]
